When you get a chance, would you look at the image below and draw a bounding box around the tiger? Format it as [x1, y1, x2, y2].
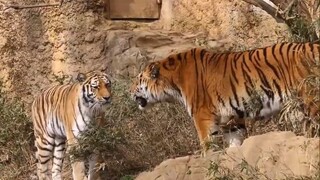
[31, 71, 112, 180]
[130, 42, 320, 157]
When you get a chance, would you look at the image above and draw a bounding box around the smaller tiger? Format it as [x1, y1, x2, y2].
[32, 71, 111, 180]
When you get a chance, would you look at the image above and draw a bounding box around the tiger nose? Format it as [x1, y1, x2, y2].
[103, 96, 111, 102]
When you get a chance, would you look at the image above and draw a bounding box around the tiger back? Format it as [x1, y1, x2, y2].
[32, 71, 111, 180]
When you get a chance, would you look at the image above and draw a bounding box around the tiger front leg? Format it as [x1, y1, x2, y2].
[87, 113, 105, 180]
[88, 153, 102, 180]
[193, 110, 220, 157]
[66, 133, 87, 180]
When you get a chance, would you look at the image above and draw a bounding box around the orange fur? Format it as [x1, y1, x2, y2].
[130, 42, 320, 155]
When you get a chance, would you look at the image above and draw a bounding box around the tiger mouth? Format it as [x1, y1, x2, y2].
[135, 97, 147, 108]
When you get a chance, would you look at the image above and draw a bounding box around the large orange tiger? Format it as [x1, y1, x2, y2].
[32, 71, 111, 180]
[130, 42, 320, 156]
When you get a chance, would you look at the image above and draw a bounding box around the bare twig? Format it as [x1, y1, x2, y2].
[276, 0, 298, 20]
[3, 2, 60, 11]
[242, 0, 286, 23]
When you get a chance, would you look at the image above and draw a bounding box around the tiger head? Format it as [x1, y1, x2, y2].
[130, 57, 182, 110]
[77, 71, 112, 106]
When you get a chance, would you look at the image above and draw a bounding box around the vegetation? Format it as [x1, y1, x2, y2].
[207, 155, 320, 180]
[0, 82, 34, 179]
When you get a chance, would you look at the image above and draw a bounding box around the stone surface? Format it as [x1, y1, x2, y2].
[136, 132, 320, 180]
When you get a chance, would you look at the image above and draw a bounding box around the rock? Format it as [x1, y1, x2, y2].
[38, 45, 46, 52]
[0, 36, 7, 49]
[52, 51, 65, 61]
[135, 34, 174, 48]
[84, 34, 95, 43]
[136, 132, 320, 180]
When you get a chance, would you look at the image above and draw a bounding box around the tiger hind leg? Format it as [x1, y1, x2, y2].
[223, 127, 246, 147]
[35, 135, 54, 180]
[193, 109, 219, 157]
[52, 138, 66, 180]
[222, 119, 247, 147]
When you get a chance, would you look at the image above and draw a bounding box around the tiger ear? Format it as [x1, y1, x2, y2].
[164, 57, 177, 70]
[150, 64, 160, 79]
[76, 73, 87, 82]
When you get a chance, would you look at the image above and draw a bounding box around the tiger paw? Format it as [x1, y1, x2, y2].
[200, 150, 207, 158]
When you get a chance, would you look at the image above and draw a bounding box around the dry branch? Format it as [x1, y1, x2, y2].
[3, 1, 62, 11]
[242, 0, 319, 40]
[242, 0, 285, 23]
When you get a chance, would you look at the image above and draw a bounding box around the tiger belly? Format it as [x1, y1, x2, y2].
[47, 117, 66, 138]
[219, 94, 284, 123]
[257, 96, 282, 119]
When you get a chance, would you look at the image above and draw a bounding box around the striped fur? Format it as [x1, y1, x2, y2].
[32, 71, 111, 180]
[130, 42, 320, 156]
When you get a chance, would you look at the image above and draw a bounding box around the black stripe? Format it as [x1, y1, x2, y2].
[260, 85, 274, 100]
[183, 51, 188, 62]
[230, 54, 238, 70]
[53, 162, 62, 168]
[78, 100, 88, 126]
[223, 54, 229, 76]
[230, 77, 240, 106]
[200, 50, 206, 71]
[55, 147, 66, 152]
[242, 56, 251, 73]
[230, 64, 239, 84]
[242, 64, 254, 88]
[234, 52, 242, 61]
[254, 51, 262, 67]
[200, 49, 206, 62]
[264, 48, 281, 79]
[42, 138, 54, 147]
[229, 98, 244, 118]
[207, 53, 215, 65]
[53, 156, 64, 160]
[40, 158, 51, 165]
[249, 49, 255, 57]
[177, 53, 182, 61]
[56, 117, 64, 136]
[55, 141, 65, 147]
[194, 56, 200, 103]
[273, 79, 283, 103]
[38, 154, 50, 158]
[82, 85, 90, 104]
[217, 93, 225, 106]
[38, 145, 52, 152]
[278, 43, 291, 82]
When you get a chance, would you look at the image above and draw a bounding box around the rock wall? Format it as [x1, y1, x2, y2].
[0, 0, 290, 107]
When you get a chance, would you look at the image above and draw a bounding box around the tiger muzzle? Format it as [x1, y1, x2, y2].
[135, 97, 147, 108]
